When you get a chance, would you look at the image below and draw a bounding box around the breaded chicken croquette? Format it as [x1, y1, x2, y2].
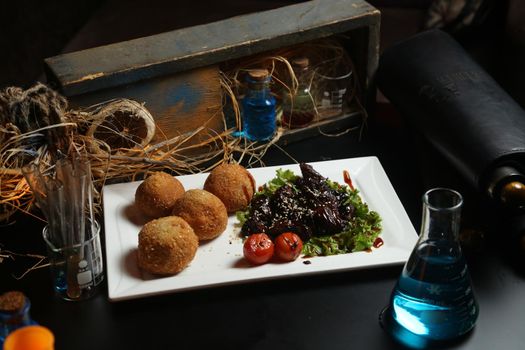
[172, 189, 228, 241]
[203, 163, 256, 213]
[137, 216, 198, 275]
[135, 172, 185, 218]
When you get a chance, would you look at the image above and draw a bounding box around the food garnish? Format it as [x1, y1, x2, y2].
[237, 163, 382, 258]
[243, 233, 274, 265]
[274, 232, 303, 261]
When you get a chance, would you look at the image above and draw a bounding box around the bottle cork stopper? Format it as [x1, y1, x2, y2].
[291, 57, 309, 69]
[0, 291, 26, 313]
[3, 326, 54, 350]
[247, 69, 269, 81]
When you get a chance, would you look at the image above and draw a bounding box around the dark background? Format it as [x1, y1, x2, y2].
[2, 2, 525, 349]
[2, 0, 523, 107]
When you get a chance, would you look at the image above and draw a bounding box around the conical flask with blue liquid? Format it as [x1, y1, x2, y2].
[381, 188, 478, 346]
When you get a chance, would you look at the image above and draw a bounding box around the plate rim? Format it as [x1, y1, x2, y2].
[102, 156, 418, 301]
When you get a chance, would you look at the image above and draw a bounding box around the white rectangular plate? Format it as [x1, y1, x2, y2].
[103, 156, 418, 301]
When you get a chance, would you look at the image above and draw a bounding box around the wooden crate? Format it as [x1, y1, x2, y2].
[44, 0, 380, 145]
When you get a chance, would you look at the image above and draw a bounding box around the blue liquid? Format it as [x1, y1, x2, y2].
[390, 241, 478, 340]
[55, 270, 67, 294]
[242, 96, 276, 141]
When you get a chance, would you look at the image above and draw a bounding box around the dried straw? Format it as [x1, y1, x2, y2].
[0, 92, 274, 222]
[0, 38, 365, 223]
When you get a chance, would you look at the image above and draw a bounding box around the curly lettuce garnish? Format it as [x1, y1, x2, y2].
[303, 179, 382, 255]
[237, 167, 382, 256]
[260, 169, 298, 196]
[303, 210, 382, 256]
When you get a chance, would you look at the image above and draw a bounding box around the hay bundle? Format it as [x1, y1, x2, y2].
[0, 84, 269, 222]
[0, 38, 364, 223]
[0, 83, 75, 220]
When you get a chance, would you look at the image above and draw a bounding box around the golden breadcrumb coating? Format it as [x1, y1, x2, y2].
[203, 163, 256, 213]
[172, 189, 228, 240]
[135, 172, 185, 218]
[137, 216, 198, 275]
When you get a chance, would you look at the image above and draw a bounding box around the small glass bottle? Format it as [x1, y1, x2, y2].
[381, 188, 478, 345]
[241, 69, 277, 141]
[281, 57, 316, 129]
[0, 291, 37, 345]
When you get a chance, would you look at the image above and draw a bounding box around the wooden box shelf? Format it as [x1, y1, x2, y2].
[44, 0, 380, 145]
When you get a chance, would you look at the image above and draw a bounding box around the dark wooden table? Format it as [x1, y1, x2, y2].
[2, 113, 525, 350]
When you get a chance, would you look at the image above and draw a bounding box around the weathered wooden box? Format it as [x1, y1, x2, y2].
[44, 0, 380, 145]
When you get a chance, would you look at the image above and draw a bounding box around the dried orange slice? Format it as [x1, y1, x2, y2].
[86, 99, 155, 153]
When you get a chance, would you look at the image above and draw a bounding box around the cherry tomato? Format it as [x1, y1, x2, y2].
[274, 232, 303, 261]
[243, 233, 274, 265]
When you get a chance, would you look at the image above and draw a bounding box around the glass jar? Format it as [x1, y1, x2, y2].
[314, 67, 352, 120]
[281, 57, 316, 129]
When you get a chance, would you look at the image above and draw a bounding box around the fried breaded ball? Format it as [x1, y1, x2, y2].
[135, 172, 185, 218]
[203, 163, 256, 213]
[137, 216, 198, 275]
[171, 189, 228, 241]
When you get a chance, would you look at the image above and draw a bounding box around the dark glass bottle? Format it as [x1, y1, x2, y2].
[281, 57, 315, 129]
[486, 165, 525, 209]
[241, 69, 277, 141]
[486, 166, 525, 258]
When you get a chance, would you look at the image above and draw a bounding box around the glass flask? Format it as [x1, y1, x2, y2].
[241, 69, 277, 141]
[281, 57, 316, 128]
[314, 66, 352, 120]
[381, 188, 478, 346]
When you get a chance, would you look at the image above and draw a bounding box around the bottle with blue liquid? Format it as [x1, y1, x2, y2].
[241, 69, 276, 141]
[381, 188, 478, 347]
[0, 291, 37, 347]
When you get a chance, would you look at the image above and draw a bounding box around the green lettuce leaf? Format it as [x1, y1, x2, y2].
[236, 167, 383, 257]
[303, 186, 382, 256]
[236, 209, 250, 227]
[260, 168, 298, 196]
